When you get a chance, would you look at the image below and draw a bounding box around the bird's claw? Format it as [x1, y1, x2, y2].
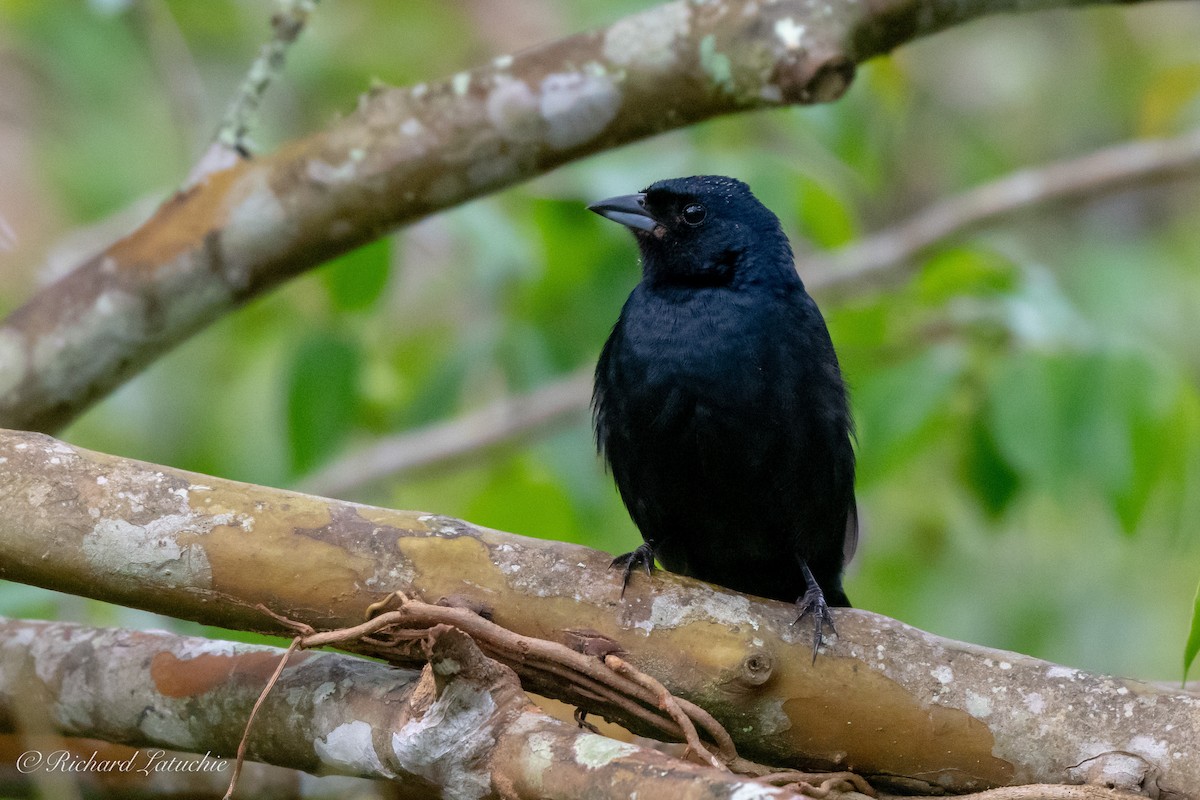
[793, 586, 837, 664]
[610, 544, 656, 597]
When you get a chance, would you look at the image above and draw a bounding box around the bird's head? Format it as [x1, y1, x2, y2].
[588, 175, 797, 289]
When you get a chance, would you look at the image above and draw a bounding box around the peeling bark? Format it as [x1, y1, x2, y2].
[0, 0, 1168, 432]
[0, 617, 817, 800]
[0, 429, 1195, 797]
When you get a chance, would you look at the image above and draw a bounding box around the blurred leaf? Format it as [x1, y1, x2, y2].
[917, 247, 1018, 306]
[286, 332, 362, 475]
[1139, 64, 1200, 136]
[824, 300, 891, 359]
[30, 8, 183, 216]
[962, 415, 1021, 518]
[494, 322, 557, 392]
[320, 237, 392, 312]
[0, 582, 63, 619]
[855, 345, 965, 483]
[523, 196, 633, 368]
[986, 350, 1178, 530]
[863, 56, 912, 117]
[466, 456, 581, 543]
[462, 199, 539, 290]
[397, 332, 485, 428]
[1112, 377, 1180, 533]
[1184, 576, 1200, 684]
[795, 175, 858, 249]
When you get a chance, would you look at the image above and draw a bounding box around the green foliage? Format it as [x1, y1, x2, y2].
[1186, 578, 1200, 684]
[286, 332, 362, 476]
[916, 247, 1018, 304]
[984, 349, 1181, 532]
[320, 238, 392, 312]
[855, 346, 965, 484]
[962, 415, 1021, 518]
[795, 176, 859, 249]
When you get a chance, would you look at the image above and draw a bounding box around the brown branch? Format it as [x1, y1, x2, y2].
[0, 617, 819, 800]
[187, 0, 320, 184]
[0, 428, 1195, 796]
[294, 592, 744, 767]
[0, 0, 1174, 433]
[222, 636, 304, 800]
[299, 365, 594, 496]
[878, 786, 1149, 800]
[804, 127, 1200, 294]
[602, 653, 726, 770]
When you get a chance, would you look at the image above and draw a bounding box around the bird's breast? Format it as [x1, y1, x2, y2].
[617, 287, 769, 384]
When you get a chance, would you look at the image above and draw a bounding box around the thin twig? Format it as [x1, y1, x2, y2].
[605, 654, 726, 770]
[222, 636, 304, 800]
[805, 128, 1200, 292]
[187, 0, 320, 185]
[754, 769, 875, 797]
[877, 784, 1147, 800]
[218, 0, 318, 154]
[300, 367, 594, 497]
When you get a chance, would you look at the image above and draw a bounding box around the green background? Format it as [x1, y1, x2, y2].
[1, 0, 1198, 682]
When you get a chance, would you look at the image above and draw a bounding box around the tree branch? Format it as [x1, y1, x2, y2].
[300, 366, 593, 496]
[0, 0, 1170, 433]
[0, 428, 1194, 796]
[804, 126, 1200, 293]
[186, 0, 320, 185]
[0, 617, 825, 800]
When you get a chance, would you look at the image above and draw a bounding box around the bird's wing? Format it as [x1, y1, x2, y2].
[842, 496, 860, 565]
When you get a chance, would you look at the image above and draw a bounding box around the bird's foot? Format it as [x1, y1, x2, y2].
[793, 584, 837, 664]
[609, 544, 656, 597]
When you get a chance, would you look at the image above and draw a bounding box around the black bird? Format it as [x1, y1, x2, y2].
[589, 175, 857, 653]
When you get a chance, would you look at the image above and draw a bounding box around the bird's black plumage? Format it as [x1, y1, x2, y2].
[589, 175, 857, 652]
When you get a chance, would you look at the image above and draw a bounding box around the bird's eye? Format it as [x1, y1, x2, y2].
[682, 203, 707, 226]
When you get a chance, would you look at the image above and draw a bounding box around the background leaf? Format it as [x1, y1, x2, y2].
[1184, 577, 1200, 684]
[286, 332, 362, 476]
[320, 237, 393, 312]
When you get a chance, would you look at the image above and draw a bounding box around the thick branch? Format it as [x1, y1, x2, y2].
[0, 429, 1194, 796]
[0, 0, 1166, 433]
[0, 617, 818, 800]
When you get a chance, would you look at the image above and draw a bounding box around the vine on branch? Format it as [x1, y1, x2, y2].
[239, 592, 875, 799]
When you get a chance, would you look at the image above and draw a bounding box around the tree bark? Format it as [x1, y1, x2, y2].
[0, 428, 1194, 797]
[0, 617, 823, 800]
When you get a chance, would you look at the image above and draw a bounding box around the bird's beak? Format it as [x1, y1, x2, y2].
[587, 193, 659, 233]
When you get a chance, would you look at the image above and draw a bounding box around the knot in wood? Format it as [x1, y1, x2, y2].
[772, 52, 856, 104]
[739, 651, 774, 687]
[1067, 751, 1161, 797]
